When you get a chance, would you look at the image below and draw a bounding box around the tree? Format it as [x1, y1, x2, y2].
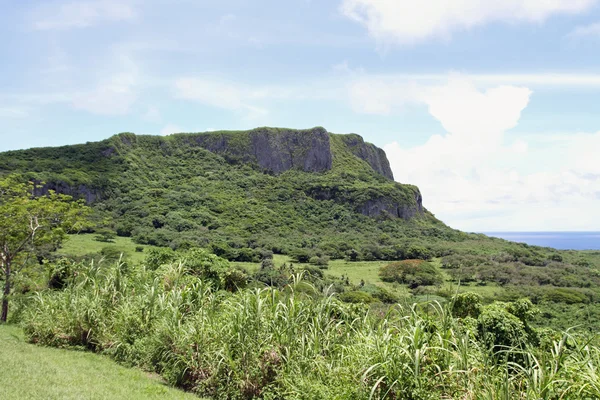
[0, 177, 91, 322]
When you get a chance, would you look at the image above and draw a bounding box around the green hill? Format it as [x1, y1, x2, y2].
[0, 127, 461, 260]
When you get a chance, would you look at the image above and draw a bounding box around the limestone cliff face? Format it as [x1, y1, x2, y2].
[359, 190, 424, 220]
[339, 134, 394, 180]
[33, 181, 102, 203]
[306, 184, 424, 220]
[188, 127, 333, 174]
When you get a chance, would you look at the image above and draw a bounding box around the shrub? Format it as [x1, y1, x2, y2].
[93, 228, 116, 243]
[309, 256, 330, 267]
[145, 247, 176, 270]
[477, 303, 527, 351]
[452, 292, 483, 318]
[339, 291, 375, 304]
[290, 249, 313, 263]
[302, 266, 324, 280]
[379, 260, 443, 288]
[544, 288, 589, 304]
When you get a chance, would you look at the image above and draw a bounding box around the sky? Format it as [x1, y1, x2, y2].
[1, 0, 600, 232]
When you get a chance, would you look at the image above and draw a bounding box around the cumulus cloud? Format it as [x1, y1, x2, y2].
[32, 0, 136, 30]
[347, 73, 600, 230]
[340, 0, 597, 44]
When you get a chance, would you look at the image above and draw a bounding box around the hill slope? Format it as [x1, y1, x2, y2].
[0, 325, 199, 400]
[0, 127, 462, 259]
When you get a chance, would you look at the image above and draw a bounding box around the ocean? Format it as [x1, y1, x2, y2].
[482, 232, 600, 251]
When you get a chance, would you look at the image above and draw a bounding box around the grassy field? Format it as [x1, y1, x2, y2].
[57, 234, 158, 264]
[58, 235, 506, 302]
[0, 324, 200, 400]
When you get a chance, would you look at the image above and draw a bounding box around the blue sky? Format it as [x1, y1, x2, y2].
[2, 0, 600, 231]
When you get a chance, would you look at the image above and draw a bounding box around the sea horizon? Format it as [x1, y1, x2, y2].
[481, 231, 600, 251]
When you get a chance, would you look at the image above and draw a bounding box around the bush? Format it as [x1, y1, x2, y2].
[290, 249, 313, 263]
[145, 247, 176, 270]
[477, 303, 527, 351]
[93, 229, 116, 243]
[379, 260, 443, 288]
[135, 246, 144, 253]
[544, 288, 589, 304]
[452, 292, 483, 318]
[339, 291, 376, 304]
[309, 256, 330, 267]
[302, 266, 324, 280]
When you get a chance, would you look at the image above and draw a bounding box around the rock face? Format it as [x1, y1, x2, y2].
[190, 127, 333, 174]
[186, 127, 395, 179]
[340, 134, 394, 180]
[359, 190, 424, 220]
[33, 181, 102, 203]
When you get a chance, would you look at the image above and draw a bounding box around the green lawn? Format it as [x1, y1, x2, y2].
[0, 325, 201, 400]
[57, 234, 158, 264]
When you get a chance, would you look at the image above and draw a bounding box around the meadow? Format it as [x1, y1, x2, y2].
[0, 324, 200, 400]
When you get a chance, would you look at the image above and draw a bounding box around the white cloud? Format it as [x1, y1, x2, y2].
[568, 21, 600, 38]
[32, 0, 136, 30]
[340, 0, 597, 44]
[353, 74, 600, 231]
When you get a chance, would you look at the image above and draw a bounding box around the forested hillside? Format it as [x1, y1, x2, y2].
[0, 127, 460, 260]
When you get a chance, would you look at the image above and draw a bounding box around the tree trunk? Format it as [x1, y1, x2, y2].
[1, 260, 10, 323]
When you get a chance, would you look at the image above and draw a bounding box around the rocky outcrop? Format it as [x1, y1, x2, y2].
[340, 134, 394, 180]
[181, 127, 395, 179]
[306, 184, 423, 220]
[32, 181, 102, 203]
[188, 127, 332, 174]
[359, 190, 423, 220]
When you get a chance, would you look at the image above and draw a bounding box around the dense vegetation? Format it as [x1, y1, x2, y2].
[0, 128, 459, 260]
[3, 128, 600, 398]
[17, 256, 600, 399]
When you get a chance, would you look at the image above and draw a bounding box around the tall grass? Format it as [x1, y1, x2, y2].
[21, 260, 600, 399]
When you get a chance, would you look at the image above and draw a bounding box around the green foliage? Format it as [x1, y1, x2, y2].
[338, 290, 376, 304]
[0, 176, 91, 322]
[94, 228, 116, 243]
[145, 248, 176, 270]
[544, 288, 590, 304]
[0, 129, 468, 264]
[477, 303, 528, 351]
[452, 292, 483, 318]
[19, 260, 600, 399]
[379, 259, 443, 288]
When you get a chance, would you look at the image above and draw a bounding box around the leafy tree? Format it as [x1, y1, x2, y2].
[379, 259, 443, 288]
[0, 177, 90, 322]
